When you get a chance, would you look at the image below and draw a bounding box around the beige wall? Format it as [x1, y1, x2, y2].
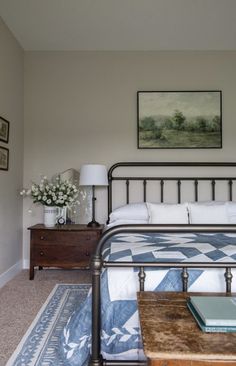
[0, 17, 24, 277]
[23, 51, 236, 264]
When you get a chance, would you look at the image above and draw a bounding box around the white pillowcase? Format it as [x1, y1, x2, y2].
[147, 203, 189, 224]
[188, 201, 229, 224]
[109, 201, 236, 226]
[109, 203, 148, 223]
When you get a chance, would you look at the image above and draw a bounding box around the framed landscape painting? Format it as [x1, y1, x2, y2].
[137, 91, 222, 149]
[0, 116, 10, 143]
[0, 146, 9, 171]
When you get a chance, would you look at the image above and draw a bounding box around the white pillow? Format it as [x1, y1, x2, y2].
[188, 201, 228, 224]
[147, 203, 189, 224]
[109, 203, 148, 223]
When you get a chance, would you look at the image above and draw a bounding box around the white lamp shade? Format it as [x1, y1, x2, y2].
[79, 164, 108, 186]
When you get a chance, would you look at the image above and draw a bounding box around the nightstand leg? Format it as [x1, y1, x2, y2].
[29, 266, 34, 280]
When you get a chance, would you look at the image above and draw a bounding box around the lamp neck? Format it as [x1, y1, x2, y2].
[87, 185, 100, 227]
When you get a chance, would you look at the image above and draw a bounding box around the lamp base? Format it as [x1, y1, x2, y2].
[87, 220, 100, 228]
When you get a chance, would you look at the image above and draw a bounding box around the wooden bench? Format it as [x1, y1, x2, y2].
[137, 291, 236, 366]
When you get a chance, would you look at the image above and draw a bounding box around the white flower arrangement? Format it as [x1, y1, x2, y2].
[20, 175, 79, 208]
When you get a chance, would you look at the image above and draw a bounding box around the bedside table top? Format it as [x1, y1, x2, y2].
[28, 224, 104, 231]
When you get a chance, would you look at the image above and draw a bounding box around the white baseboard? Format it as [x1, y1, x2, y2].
[0, 260, 23, 288]
[23, 259, 29, 269]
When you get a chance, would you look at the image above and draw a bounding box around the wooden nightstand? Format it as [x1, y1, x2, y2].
[28, 224, 104, 280]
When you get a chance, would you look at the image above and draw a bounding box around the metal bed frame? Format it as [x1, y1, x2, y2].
[90, 162, 236, 366]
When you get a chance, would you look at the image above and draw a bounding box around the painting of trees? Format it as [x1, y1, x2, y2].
[138, 91, 222, 148]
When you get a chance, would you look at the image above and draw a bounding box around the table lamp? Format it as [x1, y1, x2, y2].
[79, 164, 108, 227]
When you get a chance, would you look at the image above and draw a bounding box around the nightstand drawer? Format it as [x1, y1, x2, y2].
[32, 230, 99, 246]
[32, 244, 94, 267]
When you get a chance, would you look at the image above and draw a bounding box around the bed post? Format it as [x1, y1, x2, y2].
[89, 254, 103, 366]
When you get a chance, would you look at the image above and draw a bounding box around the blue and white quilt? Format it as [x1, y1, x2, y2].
[60, 232, 236, 366]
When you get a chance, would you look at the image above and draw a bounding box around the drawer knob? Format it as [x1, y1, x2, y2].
[86, 236, 91, 241]
[40, 251, 44, 256]
[40, 236, 45, 240]
[85, 250, 90, 257]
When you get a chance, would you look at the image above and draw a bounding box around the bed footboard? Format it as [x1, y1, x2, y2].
[89, 224, 236, 366]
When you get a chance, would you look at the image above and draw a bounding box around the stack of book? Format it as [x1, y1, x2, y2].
[187, 296, 236, 332]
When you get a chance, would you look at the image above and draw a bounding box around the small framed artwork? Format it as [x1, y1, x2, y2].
[0, 116, 10, 143]
[0, 146, 9, 171]
[137, 91, 222, 149]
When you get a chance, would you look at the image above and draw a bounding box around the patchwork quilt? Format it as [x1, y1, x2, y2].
[60, 232, 236, 366]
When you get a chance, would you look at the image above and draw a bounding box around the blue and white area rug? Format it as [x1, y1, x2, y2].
[6, 284, 91, 366]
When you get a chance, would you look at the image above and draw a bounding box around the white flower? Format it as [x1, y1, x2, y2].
[20, 174, 79, 208]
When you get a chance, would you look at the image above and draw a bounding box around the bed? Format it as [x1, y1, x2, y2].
[60, 162, 236, 366]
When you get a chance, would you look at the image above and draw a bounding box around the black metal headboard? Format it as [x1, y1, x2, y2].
[107, 162, 236, 217]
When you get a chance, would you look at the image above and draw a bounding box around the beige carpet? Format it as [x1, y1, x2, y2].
[0, 268, 91, 366]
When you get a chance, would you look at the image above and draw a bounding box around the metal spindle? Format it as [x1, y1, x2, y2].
[177, 180, 181, 203]
[126, 180, 129, 204]
[182, 267, 189, 292]
[211, 180, 215, 200]
[160, 180, 164, 203]
[225, 267, 233, 293]
[143, 180, 147, 202]
[138, 267, 146, 291]
[229, 180, 233, 201]
[194, 180, 198, 202]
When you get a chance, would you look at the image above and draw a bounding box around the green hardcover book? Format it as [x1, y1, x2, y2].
[187, 300, 236, 333]
[189, 296, 236, 327]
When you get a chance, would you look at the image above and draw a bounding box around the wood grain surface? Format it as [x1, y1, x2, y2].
[137, 291, 236, 365]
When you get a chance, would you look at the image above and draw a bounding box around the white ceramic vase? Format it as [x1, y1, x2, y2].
[43, 206, 58, 227]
